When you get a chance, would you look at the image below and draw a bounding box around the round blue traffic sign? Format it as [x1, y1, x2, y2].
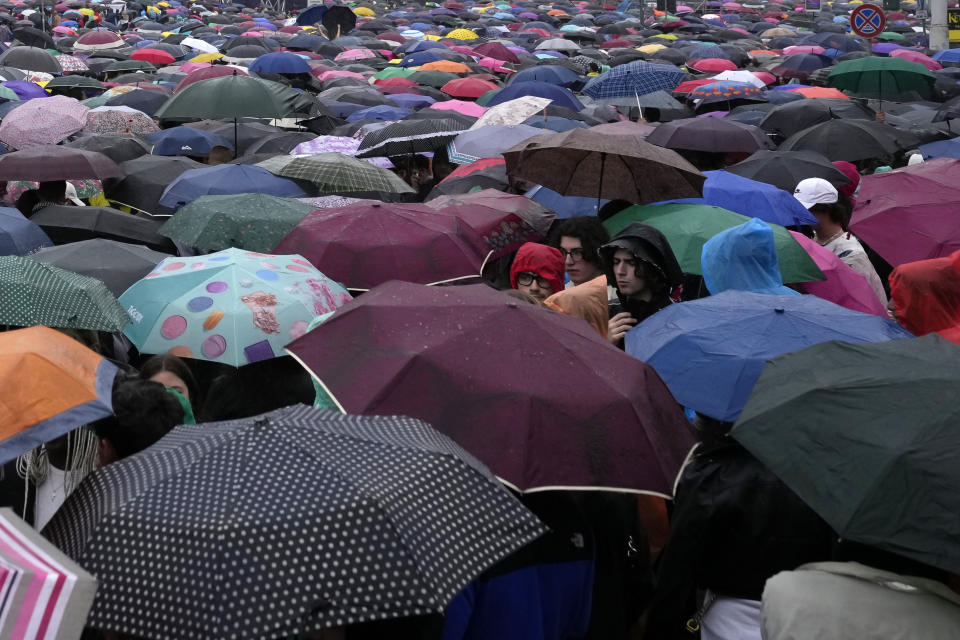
[850, 3, 886, 37]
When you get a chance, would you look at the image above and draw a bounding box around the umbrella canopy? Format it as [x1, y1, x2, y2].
[758, 97, 874, 139]
[646, 117, 775, 153]
[732, 335, 960, 575]
[626, 290, 911, 422]
[0, 326, 118, 466]
[286, 281, 696, 495]
[581, 59, 687, 99]
[64, 133, 151, 165]
[355, 117, 471, 158]
[470, 95, 553, 128]
[675, 170, 818, 227]
[46, 404, 545, 639]
[0, 46, 62, 73]
[30, 206, 174, 254]
[779, 118, 919, 162]
[503, 127, 706, 205]
[726, 149, 852, 191]
[30, 239, 170, 298]
[604, 203, 825, 283]
[0, 95, 88, 150]
[0, 255, 129, 331]
[146, 126, 234, 156]
[106, 155, 203, 216]
[789, 230, 889, 317]
[159, 164, 307, 210]
[447, 124, 543, 164]
[273, 200, 490, 289]
[154, 73, 306, 120]
[850, 158, 960, 266]
[159, 193, 314, 253]
[827, 56, 935, 101]
[0, 206, 52, 256]
[85, 106, 159, 135]
[256, 153, 412, 194]
[119, 248, 352, 366]
[0, 146, 122, 181]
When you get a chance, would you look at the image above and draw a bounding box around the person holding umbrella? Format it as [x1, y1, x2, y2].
[599, 223, 683, 347]
[793, 178, 888, 308]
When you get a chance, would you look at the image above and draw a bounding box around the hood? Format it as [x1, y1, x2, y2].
[510, 242, 565, 295]
[701, 218, 798, 296]
[832, 160, 860, 203]
[544, 275, 609, 339]
[889, 250, 960, 337]
[599, 222, 684, 293]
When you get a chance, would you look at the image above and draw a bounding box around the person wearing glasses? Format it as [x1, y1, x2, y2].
[549, 217, 610, 288]
[509, 242, 565, 303]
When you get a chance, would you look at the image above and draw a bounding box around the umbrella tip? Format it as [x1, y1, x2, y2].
[775, 307, 785, 313]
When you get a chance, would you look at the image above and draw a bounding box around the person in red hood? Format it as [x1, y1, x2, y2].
[888, 249, 960, 345]
[832, 161, 861, 206]
[509, 242, 565, 303]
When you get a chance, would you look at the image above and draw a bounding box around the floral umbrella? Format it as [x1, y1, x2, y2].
[85, 107, 159, 135]
[0, 95, 88, 149]
[55, 55, 90, 72]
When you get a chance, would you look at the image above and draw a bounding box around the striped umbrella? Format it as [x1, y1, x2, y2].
[355, 118, 470, 158]
[0, 255, 129, 331]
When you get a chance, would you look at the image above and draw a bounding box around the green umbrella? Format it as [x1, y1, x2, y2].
[732, 335, 960, 574]
[373, 67, 415, 80]
[603, 203, 825, 283]
[0, 255, 129, 331]
[408, 70, 460, 88]
[46, 75, 106, 91]
[826, 57, 935, 101]
[476, 88, 502, 106]
[104, 59, 157, 73]
[874, 31, 906, 41]
[153, 74, 307, 121]
[159, 193, 315, 253]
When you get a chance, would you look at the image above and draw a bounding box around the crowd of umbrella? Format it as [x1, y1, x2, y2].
[0, 0, 957, 636]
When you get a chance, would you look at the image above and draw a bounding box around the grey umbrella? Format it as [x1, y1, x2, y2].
[45, 405, 546, 640]
[30, 238, 170, 296]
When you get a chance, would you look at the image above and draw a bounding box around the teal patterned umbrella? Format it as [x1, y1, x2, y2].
[158, 194, 314, 253]
[0, 256, 128, 331]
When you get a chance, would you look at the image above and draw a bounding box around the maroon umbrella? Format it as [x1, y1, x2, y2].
[0, 146, 122, 181]
[851, 157, 960, 266]
[272, 200, 490, 290]
[286, 281, 695, 495]
[472, 42, 520, 64]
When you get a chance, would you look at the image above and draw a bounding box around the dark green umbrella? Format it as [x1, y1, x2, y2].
[0, 255, 129, 331]
[158, 193, 314, 252]
[45, 75, 106, 91]
[732, 335, 960, 574]
[603, 203, 825, 283]
[826, 57, 935, 102]
[154, 73, 306, 121]
[408, 70, 460, 88]
[104, 59, 157, 73]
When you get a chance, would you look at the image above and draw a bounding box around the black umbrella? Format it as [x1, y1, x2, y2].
[322, 5, 357, 38]
[30, 238, 170, 296]
[779, 119, 920, 162]
[244, 131, 317, 155]
[106, 155, 204, 216]
[45, 405, 545, 639]
[759, 98, 875, 138]
[726, 149, 852, 192]
[0, 45, 61, 72]
[64, 133, 151, 165]
[12, 26, 54, 48]
[103, 88, 170, 116]
[646, 117, 775, 153]
[356, 117, 470, 158]
[30, 205, 177, 253]
[0, 146, 122, 181]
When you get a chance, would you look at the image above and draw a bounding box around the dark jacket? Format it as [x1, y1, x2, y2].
[644, 439, 835, 639]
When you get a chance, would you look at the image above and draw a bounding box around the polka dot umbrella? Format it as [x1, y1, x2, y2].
[118, 247, 353, 366]
[45, 404, 545, 639]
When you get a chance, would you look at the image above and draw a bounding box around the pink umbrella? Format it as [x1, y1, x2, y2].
[178, 61, 211, 74]
[335, 48, 377, 61]
[789, 231, 888, 316]
[783, 45, 825, 55]
[890, 49, 942, 71]
[240, 31, 264, 36]
[752, 71, 777, 85]
[690, 58, 738, 72]
[317, 70, 366, 81]
[0, 95, 87, 150]
[478, 57, 513, 72]
[429, 100, 488, 117]
[53, 25, 76, 35]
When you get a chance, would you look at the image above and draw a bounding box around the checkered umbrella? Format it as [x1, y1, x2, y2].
[45, 405, 545, 640]
[582, 60, 688, 100]
[0, 255, 128, 331]
[257, 153, 414, 195]
[355, 118, 470, 158]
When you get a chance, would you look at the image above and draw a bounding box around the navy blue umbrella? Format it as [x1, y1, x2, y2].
[625, 290, 913, 422]
[249, 51, 312, 75]
[0, 206, 51, 255]
[400, 50, 446, 67]
[486, 80, 584, 111]
[295, 4, 327, 26]
[582, 60, 687, 100]
[509, 65, 581, 87]
[147, 127, 234, 157]
[159, 165, 308, 210]
[346, 104, 413, 122]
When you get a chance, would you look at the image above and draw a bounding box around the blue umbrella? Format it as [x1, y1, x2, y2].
[0, 206, 51, 255]
[401, 39, 448, 54]
[159, 165, 307, 210]
[287, 33, 327, 50]
[657, 170, 817, 227]
[626, 290, 912, 422]
[486, 81, 584, 111]
[386, 94, 436, 109]
[509, 65, 581, 87]
[295, 4, 327, 25]
[249, 52, 311, 75]
[345, 105, 413, 122]
[525, 185, 609, 218]
[918, 138, 960, 160]
[933, 49, 960, 63]
[582, 60, 686, 99]
[400, 50, 446, 67]
[147, 127, 234, 156]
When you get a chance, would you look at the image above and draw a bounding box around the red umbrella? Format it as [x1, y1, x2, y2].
[440, 77, 499, 98]
[272, 200, 491, 290]
[130, 48, 176, 65]
[690, 57, 739, 72]
[472, 42, 520, 64]
[673, 78, 717, 93]
[285, 281, 695, 495]
[373, 76, 417, 87]
[600, 38, 636, 49]
[851, 158, 960, 266]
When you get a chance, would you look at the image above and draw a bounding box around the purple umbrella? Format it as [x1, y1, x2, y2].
[286, 281, 696, 495]
[872, 42, 906, 55]
[2, 81, 49, 100]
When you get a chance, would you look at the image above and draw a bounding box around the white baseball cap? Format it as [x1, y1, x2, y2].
[793, 177, 838, 209]
[64, 182, 85, 207]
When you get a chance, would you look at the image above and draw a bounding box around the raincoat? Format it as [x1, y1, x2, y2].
[701, 218, 798, 296]
[599, 222, 683, 324]
[889, 250, 960, 345]
[544, 276, 609, 338]
[509, 242, 565, 296]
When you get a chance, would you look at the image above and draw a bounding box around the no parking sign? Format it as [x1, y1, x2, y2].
[850, 3, 886, 38]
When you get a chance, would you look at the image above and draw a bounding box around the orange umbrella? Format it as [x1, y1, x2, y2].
[547, 8, 567, 14]
[791, 87, 850, 99]
[419, 60, 472, 73]
[0, 326, 117, 466]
